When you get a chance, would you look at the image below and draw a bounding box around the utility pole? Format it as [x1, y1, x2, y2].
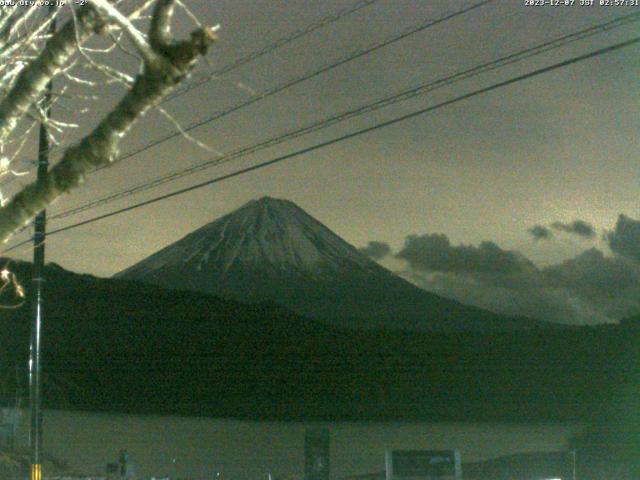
[29, 6, 55, 480]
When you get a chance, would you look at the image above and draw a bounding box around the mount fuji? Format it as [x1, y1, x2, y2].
[115, 197, 541, 331]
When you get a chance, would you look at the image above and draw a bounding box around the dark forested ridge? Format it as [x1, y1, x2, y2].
[0, 260, 638, 424]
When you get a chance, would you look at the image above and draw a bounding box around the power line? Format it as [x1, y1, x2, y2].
[9, 0, 380, 170]
[44, 0, 508, 218]
[85, 0, 494, 174]
[1, 0, 495, 227]
[2, 0, 497, 245]
[163, 0, 380, 101]
[48, 10, 640, 221]
[3, 0, 492, 218]
[3, 33, 636, 254]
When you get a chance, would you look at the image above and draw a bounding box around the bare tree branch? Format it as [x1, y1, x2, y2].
[0, 1, 218, 242]
[0, 6, 104, 145]
[128, 0, 158, 21]
[150, 0, 176, 50]
[88, 0, 158, 64]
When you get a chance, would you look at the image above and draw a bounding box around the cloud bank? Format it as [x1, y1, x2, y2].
[551, 220, 596, 238]
[367, 215, 640, 325]
[528, 225, 553, 241]
[607, 214, 640, 262]
[358, 241, 391, 260]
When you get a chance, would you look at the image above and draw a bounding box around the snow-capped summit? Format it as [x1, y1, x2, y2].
[118, 196, 373, 278]
[195, 196, 372, 272]
[116, 197, 538, 331]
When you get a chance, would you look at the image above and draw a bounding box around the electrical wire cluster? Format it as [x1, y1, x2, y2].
[2, 1, 639, 257]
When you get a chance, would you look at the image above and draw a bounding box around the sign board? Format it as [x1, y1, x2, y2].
[386, 450, 462, 480]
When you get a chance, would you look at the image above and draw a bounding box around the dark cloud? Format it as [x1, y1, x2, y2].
[607, 214, 640, 263]
[397, 233, 534, 276]
[358, 241, 391, 260]
[393, 231, 640, 325]
[551, 220, 596, 238]
[541, 249, 640, 321]
[528, 225, 553, 241]
[543, 248, 640, 295]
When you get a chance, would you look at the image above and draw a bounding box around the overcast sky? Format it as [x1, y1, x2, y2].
[3, 0, 640, 324]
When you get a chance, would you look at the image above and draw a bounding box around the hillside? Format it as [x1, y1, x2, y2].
[0, 260, 637, 423]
